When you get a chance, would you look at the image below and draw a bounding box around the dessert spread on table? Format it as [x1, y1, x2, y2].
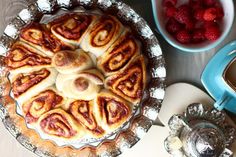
[4, 12, 146, 147]
[2, 0, 236, 156]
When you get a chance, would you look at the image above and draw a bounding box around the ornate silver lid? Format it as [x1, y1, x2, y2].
[164, 103, 236, 157]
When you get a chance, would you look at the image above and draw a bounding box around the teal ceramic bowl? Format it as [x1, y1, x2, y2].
[201, 40, 236, 114]
[151, 0, 234, 53]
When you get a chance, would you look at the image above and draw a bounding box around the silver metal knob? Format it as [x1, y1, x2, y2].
[164, 103, 236, 157]
[181, 122, 225, 157]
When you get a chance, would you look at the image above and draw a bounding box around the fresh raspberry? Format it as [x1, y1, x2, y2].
[176, 30, 191, 44]
[204, 21, 218, 28]
[195, 20, 205, 29]
[194, 9, 205, 21]
[205, 26, 221, 41]
[189, 0, 203, 11]
[214, 1, 222, 7]
[163, 0, 177, 7]
[166, 18, 183, 33]
[203, 0, 216, 7]
[163, 0, 223, 45]
[185, 21, 195, 31]
[166, 6, 177, 17]
[174, 5, 192, 25]
[192, 29, 205, 43]
[203, 8, 217, 21]
[215, 6, 224, 19]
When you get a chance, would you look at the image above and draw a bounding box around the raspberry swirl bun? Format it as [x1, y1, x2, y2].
[80, 15, 124, 57]
[69, 100, 105, 138]
[94, 90, 132, 132]
[56, 69, 104, 100]
[20, 22, 73, 57]
[48, 13, 98, 46]
[105, 55, 146, 104]
[37, 109, 85, 140]
[22, 87, 65, 125]
[52, 49, 93, 74]
[11, 68, 58, 104]
[5, 41, 51, 75]
[97, 30, 141, 76]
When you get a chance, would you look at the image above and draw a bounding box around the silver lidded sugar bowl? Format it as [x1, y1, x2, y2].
[164, 103, 236, 157]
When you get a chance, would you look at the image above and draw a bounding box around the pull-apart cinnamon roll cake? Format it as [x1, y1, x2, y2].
[10, 68, 58, 105]
[94, 90, 132, 132]
[48, 13, 98, 47]
[5, 41, 52, 75]
[97, 29, 141, 76]
[80, 15, 124, 57]
[4, 11, 147, 146]
[52, 49, 93, 74]
[69, 99, 106, 138]
[36, 108, 86, 140]
[105, 55, 146, 104]
[20, 22, 74, 57]
[56, 69, 104, 100]
[22, 87, 66, 126]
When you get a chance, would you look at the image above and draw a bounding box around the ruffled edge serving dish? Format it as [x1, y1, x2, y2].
[0, 0, 166, 156]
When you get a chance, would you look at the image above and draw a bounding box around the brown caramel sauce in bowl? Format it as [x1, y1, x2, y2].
[224, 58, 236, 91]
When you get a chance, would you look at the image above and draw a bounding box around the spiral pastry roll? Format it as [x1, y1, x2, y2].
[22, 87, 65, 125]
[56, 69, 104, 100]
[11, 68, 58, 104]
[37, 109, 85, 140]
[52, 49, 93, 74]
[20, 22, 73, 57]
[94, 90, 132, 132]
[5, 41, 51, 75]
[48, 13, 98, 46]
[105, 55, 146, 104]
[80, 15, 124, 57]
[69, 100, 105, 138]
[97, 30, 141, 76]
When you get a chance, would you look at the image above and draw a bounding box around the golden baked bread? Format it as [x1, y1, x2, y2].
[4, 11, 146, 147]
[94, 90, 132, 132]
[97, 29, 141, 76]
[48, 13, 98, 46]
[21, 87, 66, 125]
[56, 69, 104, 100]
[36, 108, 85, 140]
[10, 68, 58, 105]
[69, 100, 106, 138]
[5, 41, 52, 75]
[105, 55, 146, 104]
[80, 15, 124, 57]
[52, 49, 93, 74]
[20, 22, 74, 57]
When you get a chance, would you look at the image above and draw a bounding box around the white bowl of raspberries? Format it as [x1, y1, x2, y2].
[151, 0, 234, 52]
